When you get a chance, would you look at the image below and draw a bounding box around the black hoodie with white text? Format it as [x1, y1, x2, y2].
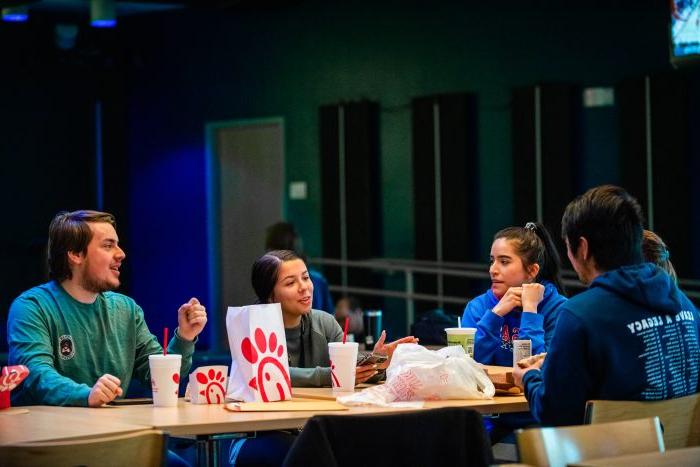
[523, 263, 700, 426]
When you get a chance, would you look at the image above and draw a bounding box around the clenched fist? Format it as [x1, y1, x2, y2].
[521, 283, 545, 312]
[88, 374, 123, 407]
[177, 297, 207, 341]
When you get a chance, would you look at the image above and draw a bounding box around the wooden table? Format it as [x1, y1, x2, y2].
[11, 373, 528, 466]
[28, 390, 526, 435]
[0, 408, 148, 446]
[568, 446, 700, 466]
[291, 387, 528, 414]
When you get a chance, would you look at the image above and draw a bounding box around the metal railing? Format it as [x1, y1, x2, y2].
[309, 257, 700, 335]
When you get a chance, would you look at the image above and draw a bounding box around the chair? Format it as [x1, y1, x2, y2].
[0, 429, 167, 467]
[584, 393, 700, 449]
[283, 407, 493, 467]
[515, 417, 664, 467]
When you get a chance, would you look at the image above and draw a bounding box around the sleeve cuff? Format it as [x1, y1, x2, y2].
[520, 312, 544, 327]
[522, 368, 542, 389]
[482, 309, 505, 327]
[75, 385, 92, 407]
[171, 328, 197, 355]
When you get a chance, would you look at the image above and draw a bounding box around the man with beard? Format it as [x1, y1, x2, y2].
[8, 210, 207, 407]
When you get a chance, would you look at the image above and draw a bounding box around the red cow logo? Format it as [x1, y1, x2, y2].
[241, 328, 292, 402]
[196, 369, 227, 404]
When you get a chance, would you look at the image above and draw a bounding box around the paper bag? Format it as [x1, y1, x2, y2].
[1, 365, 29, 410]
[188, 365, 228, 404]
[226, 304, 292, 402]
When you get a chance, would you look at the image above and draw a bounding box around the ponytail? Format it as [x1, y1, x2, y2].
[529, 222, 565, 294]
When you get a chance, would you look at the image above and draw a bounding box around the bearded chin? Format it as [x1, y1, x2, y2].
[81, 275, 119, 293]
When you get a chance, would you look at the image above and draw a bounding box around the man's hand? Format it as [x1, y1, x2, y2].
[372, 331, 419, 370]
[177, 297, 207, 341]
[88, 374, 123, 407]
[513, 355, 545, 388]
[493, 287, 522, 316]
[521, 283, 545, 313]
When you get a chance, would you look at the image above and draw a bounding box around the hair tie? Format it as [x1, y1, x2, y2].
[524, 222, 537, 231]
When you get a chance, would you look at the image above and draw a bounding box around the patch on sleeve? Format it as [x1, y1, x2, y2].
[59, 335, 75, 360]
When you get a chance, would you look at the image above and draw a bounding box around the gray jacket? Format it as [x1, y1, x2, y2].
[288, 309, 343, 387]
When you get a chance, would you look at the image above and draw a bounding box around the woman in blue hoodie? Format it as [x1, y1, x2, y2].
[463, 222, 567, 365]
[462, 222, 567, 441]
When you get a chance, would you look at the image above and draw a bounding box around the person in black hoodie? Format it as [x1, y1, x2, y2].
[514, 185, 700, 426]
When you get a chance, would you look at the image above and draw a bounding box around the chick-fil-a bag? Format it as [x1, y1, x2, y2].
[226, 304, 292, 402]
[187, 365, 228, 404]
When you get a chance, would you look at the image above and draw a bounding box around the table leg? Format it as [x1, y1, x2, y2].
[194, 432, 251, 467]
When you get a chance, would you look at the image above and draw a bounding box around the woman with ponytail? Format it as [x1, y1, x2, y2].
[461, 222, 567, 442]
[462, 222, 566, 366]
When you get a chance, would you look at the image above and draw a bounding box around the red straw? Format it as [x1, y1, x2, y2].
[342, 317, 349, 344]
[163, 327, 168, 356]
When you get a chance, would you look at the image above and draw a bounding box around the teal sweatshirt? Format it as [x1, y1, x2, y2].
[8, 281, 195, 406]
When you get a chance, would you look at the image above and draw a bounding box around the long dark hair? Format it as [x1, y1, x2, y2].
[494, 222, 565, 294]
[251, 250, 303, 303]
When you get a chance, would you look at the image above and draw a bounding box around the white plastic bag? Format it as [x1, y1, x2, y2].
[338, 344, 494, 406]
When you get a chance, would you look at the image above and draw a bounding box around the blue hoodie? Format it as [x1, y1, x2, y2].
[462, 281, 567, 366]
[523, 263, 700, 426]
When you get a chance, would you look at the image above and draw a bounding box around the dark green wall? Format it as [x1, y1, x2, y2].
[123, 0, 672, 261]
[116, 0, 690, 339]
[2, 1, 693, 348]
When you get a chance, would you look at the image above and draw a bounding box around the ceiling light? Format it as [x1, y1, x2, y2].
[90, 0, 116, 28]
[2, 6, 29, 22]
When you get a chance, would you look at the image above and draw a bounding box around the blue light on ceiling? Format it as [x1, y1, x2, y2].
[2, 7, 29, 22]
[90, 19, 117, 28]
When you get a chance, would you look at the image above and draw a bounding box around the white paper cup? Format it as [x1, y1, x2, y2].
[328, 342, 359, 392]
[445, 327, 476, 358]
[149, 354, 182, 407]
[513, 339, 532, 367]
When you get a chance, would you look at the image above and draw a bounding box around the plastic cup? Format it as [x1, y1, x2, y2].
[149, 354, 182, 407]
[513, 339, 532, 367]
[328, 342, 359, 393]
[445, 327, 476, 358]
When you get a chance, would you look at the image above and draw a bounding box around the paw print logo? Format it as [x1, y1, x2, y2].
[329, 360, 341, 388]
[196, 369, 226, 404]
[241, 328, 292, 402]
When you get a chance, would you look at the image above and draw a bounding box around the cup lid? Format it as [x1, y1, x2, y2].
[329, 341, 359, 347]
[149, 353, 181, 360]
